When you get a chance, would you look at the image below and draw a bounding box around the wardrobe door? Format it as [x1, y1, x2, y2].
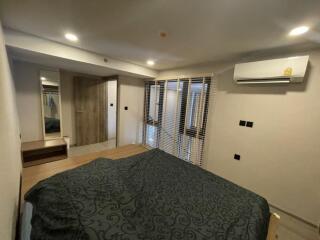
[74, 77, 107, 146]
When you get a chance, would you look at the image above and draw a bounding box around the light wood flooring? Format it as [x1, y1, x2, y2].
[68, 139, 116, 157]
[22, 144, 148, 199]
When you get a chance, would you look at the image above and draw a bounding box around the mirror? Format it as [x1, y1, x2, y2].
[40, 70, 62, 139]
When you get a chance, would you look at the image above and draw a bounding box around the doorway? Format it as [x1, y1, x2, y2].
[71, 75, 118, 156]
[107, 80, 117, 141]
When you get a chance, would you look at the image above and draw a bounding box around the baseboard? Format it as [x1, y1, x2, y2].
[269, 206, 319, 240]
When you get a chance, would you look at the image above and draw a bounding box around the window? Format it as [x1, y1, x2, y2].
[143, 77, 211, 166]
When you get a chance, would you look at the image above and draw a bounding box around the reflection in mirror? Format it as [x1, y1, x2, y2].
[40, 70, 62, 139]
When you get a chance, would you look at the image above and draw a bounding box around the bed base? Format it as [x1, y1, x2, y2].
[267, 212, 280, 240]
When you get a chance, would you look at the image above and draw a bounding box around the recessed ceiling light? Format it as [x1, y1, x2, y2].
[289, 26, 310, 36]
[147, 60, 155, 66]
[65, 33, 78, 42]
[40, 76, 46, 81]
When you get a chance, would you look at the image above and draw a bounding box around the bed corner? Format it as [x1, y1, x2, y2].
[267, 212, 280, 240]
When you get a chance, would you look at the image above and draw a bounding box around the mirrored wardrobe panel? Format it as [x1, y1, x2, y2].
[40, 70, 63, 139]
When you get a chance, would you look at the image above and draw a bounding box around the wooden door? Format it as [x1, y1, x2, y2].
[74, 77, 107, 146]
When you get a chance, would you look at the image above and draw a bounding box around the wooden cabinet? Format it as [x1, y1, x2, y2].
[21, 139, 67, 167]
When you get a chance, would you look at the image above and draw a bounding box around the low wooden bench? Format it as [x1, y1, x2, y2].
[21, 139, 67, 167]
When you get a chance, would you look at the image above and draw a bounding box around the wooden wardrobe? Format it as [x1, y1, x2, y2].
[74, 77, 107, 146]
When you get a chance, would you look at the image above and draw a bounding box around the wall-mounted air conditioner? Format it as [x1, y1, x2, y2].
[234, 56, 309, 84]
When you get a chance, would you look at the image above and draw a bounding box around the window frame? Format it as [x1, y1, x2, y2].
[144, 81, 165, 126]
[143, 77, 211, 151]
[179, 77, 211, 140]
[143, 81, 165, 147]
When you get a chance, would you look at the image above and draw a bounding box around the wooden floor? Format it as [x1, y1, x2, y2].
[22, 144, 148, 199]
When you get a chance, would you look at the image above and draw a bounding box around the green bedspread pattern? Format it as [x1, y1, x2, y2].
[26, 149, 270, 240]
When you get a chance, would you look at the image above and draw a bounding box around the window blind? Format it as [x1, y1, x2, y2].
[143, 77, 212, 166]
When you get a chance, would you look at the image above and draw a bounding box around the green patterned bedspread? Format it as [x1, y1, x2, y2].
[25, 149, 270, 239]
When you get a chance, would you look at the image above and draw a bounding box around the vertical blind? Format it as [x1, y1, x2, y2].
[143, 77, 212, 166]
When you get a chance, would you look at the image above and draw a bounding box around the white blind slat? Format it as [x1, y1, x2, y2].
[143, 77, 212, 167]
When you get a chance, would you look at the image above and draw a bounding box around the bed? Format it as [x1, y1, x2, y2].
[23, 148, 275, 240]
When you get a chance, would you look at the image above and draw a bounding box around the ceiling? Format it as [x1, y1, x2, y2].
[1, 0, 320, 70]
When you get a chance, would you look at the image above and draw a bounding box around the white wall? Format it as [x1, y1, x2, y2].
[12, 63, 103, 145]
[118, 76, 144, 146]
[12, 61, 68, 143]
[0, 21, 22, 240]
[13, 61, 144, 146]
[13, 61, 146, 146]
[107, 80, 117, 140]
[158, 49, 320, 226]
[13, 60, 43, 142]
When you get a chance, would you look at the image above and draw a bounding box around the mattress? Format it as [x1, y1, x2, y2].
[20, 202, 33, 240]
[25, 149, 270, 239]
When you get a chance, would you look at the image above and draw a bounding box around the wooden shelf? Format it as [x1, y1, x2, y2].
[21, 139, 67, 168]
